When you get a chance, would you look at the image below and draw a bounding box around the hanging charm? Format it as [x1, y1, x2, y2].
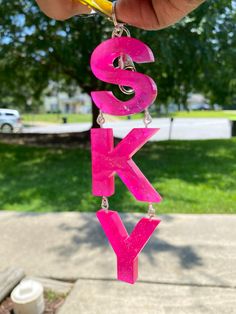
[89, 1, 162, 284]
[97, 209, 161, 284]
[91, 127, 162, 202]
[90, 36, 157, 116]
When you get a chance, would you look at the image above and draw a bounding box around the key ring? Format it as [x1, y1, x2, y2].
[111, 1, 136, 95]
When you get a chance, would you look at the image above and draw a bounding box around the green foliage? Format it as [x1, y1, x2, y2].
[0, 139, 236, 213]
[0, 0, 235, 111]
[44, 290, 67, 301]
[133, 0, 236, 106]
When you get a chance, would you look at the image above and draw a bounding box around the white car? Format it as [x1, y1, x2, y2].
[0, 109, 23, 133]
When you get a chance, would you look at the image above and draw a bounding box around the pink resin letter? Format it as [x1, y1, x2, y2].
[91, 128, 162, 203]
[97, 209, 161, 284]
[90, 37, 157, 116]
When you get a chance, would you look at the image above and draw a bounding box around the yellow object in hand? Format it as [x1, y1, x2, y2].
[77, 0, 113, 17]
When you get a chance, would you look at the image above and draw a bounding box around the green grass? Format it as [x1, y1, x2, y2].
[22, 113, 144, 124]
[44, 290, 67, 301]
[22, 111, 236, 124]
[23, 113, 92, 124]
[0, 139, 236, 214]
[170, 110, 236, 120]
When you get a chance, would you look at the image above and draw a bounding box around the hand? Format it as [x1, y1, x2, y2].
[35, 0, 205, 30]
[117, 0, 205, 29]
[35, 0, 91, 20]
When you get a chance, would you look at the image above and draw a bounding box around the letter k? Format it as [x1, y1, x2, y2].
[91, 128, 162, 203]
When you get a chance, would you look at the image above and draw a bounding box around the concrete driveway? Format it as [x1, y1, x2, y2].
[1, 212, 236, 313]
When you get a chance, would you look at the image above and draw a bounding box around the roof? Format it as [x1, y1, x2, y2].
[0, 109, 20, 115]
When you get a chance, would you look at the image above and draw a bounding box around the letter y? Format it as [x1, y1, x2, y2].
[97, 209, 161, 284]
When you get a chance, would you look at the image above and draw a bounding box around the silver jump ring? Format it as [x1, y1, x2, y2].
[143, 109, 152, 127]
[118, 65, 136, 95]
[112, 25, 130, 38]
[118, 54, 136, 95]
[101, 196, 109, 210]
[111, 1, 130, 38]
[148, 203, 155, 218]
[111, 1, 134, 95]
[97, 110, 105, 127]
[112, 1, 118, 26]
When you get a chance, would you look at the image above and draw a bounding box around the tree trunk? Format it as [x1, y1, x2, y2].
[82, 85, 101, 129]
[92, 102, 100, 128]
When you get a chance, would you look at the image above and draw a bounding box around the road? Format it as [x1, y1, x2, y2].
[24, 118, 232, 140]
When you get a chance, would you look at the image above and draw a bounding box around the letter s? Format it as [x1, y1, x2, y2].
[90, 37, 157, 116]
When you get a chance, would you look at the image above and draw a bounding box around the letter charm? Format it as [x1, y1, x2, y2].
[90, 31, 162, 284]
[90, 37, 157, 116]
[97, 209, 161, 284]
[91, 128, 162, 203]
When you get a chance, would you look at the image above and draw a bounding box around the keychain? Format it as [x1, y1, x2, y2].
[80, 0, 162, 284]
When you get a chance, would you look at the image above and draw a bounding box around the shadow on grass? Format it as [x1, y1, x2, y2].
[136, 139, 236, 187]
[0, 138, 235, 213]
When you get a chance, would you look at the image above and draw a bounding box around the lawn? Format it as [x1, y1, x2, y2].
[0, 139, 236, 214]
[22, 111, 236, 124]
[170, 110, 236, 120]
[22, 113, 144, 124]
[23, 113, 92, 124]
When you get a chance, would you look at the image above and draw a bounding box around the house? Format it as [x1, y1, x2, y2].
[43, 82, 92, 114]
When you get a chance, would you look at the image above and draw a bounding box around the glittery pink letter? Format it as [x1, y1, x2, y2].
[97, 209, 160, 284]
[91, 128, 162, 203]
[90, 37, 157, 116]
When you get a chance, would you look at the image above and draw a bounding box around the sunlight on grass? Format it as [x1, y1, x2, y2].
[23, 113, 92, 124]
[171, 110, 236, 120]
[0, 139, 236, 213]
[22, 111, 236, 125]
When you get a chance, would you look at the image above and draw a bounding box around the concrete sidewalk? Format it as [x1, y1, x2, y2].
[1, 212, 236, 313]
[58, 280, 236, 314]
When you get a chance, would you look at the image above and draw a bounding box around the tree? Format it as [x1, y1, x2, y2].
[133, 0, 236, 107]
[0, 0, 235, 126]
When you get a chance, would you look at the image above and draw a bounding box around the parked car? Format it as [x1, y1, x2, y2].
[0, 109, 23, 133]
[189, 103, 210, 111]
